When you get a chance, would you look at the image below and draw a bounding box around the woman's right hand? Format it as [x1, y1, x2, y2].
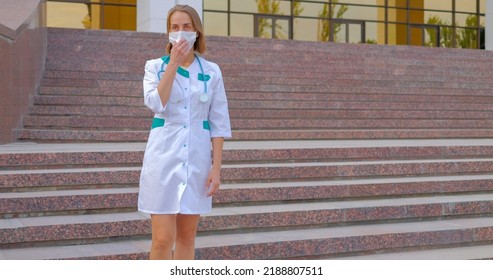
[169, 39, 190, 67]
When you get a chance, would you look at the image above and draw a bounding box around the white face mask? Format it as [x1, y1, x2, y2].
[169, 31, 197, 50]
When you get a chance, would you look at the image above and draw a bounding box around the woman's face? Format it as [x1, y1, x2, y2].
[169, 11, 196, 32]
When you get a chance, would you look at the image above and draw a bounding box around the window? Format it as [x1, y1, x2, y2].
[202, 0, 484, 49]
[46, 0, 136, 30]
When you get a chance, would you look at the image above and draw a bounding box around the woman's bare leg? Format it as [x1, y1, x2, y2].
[173, 214, 201, 260]
[149, 214, 176, 260]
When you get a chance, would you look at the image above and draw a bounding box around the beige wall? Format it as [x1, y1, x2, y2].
[137, 0, 202, 33]
[487, 0, 493, 50]
[0, 0, 46, 144]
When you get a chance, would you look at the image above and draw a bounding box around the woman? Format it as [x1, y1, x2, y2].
[138, 4, 231, 260]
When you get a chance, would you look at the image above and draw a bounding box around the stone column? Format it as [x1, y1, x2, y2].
[487, 0, 493, 50]
[137, 0, 203, 33]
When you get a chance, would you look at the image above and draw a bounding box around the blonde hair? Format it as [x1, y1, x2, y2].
[166, 5, 206, 54]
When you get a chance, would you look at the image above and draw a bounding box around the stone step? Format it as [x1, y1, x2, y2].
[39, 77, 493, 91]
[42, 67, 493, 88]
[23, 116, 148, 130]
[22, 116, 493, 131]
[44, 39, 493, 61]
[332, 244, 493, 260]
[43, 69, 493, 83]
[38, 84, 493, 98]
[1, 159, 492, 191]
[39, 86, 141, 97]
[13, 129, 150, 142]
[32, 93, 493, 107]
[195, 217, 493, 260]
[2, 175, 493, 217]
[218, 159, 493, 182]
[2, 194, 493, 247]
[6, 242, 493, 260]
[44, 36, 493, 65]
[201, 193, 493, 231]
[24, 108, 493, 122]
[0, 148, 144, 171]
[213, 175, 493, 204]
[231, 129, 493, 141]
[227, 108, 493, 120]
[44, 47, 493, 66]
[44, 59, 493, 79]
[222, 83, 493, 93]
[47, 27, 490, 54]
[29, 105, 151, 117]
[222, 66, 493, 79]
[45, 34, 493, 60]
[0, 188, 137, 218]
[44, 29, 493, 66]
[2, 216, 493, 259]
[27, 105, 493, 120]
[240, 119, 493, 130]
[0, 211, 149, 248]
[27, 100, 493, 115]
[43, 66, 493, 79]
[15, 128, 493, 142]
[44, 48, 492, 73]
[3, 140, 493, 169]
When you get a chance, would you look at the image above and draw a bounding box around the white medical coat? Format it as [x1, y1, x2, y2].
[138, 55, 232, 214]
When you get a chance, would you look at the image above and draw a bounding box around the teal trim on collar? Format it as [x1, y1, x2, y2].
[160, 56, 189, 78]
[198, 73, 210, 82]
[161, 56, 170, 63]
[177, 67, 189, 78]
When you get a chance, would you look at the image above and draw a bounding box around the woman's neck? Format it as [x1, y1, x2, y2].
[181, 51, 195, 68]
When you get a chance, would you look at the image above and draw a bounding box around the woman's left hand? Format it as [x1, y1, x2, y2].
[206, 168, 221, 197]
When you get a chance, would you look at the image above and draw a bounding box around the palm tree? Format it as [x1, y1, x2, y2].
[426, 14, 482, 49]
[459, 15, 480, 49]
[257, 0, 280, 38]
[256, 0, 305, 39]
[426, 16, 453, 48]
[318, 0, 348, 42]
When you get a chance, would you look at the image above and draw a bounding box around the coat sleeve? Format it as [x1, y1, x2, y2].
[209, 66, 232, 138]
[143, 60, 166, 114]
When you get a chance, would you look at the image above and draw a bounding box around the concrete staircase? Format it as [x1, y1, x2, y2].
[1, 28, 493, 259]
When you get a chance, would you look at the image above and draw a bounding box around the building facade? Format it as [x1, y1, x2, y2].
[46, 0, 492, 50]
